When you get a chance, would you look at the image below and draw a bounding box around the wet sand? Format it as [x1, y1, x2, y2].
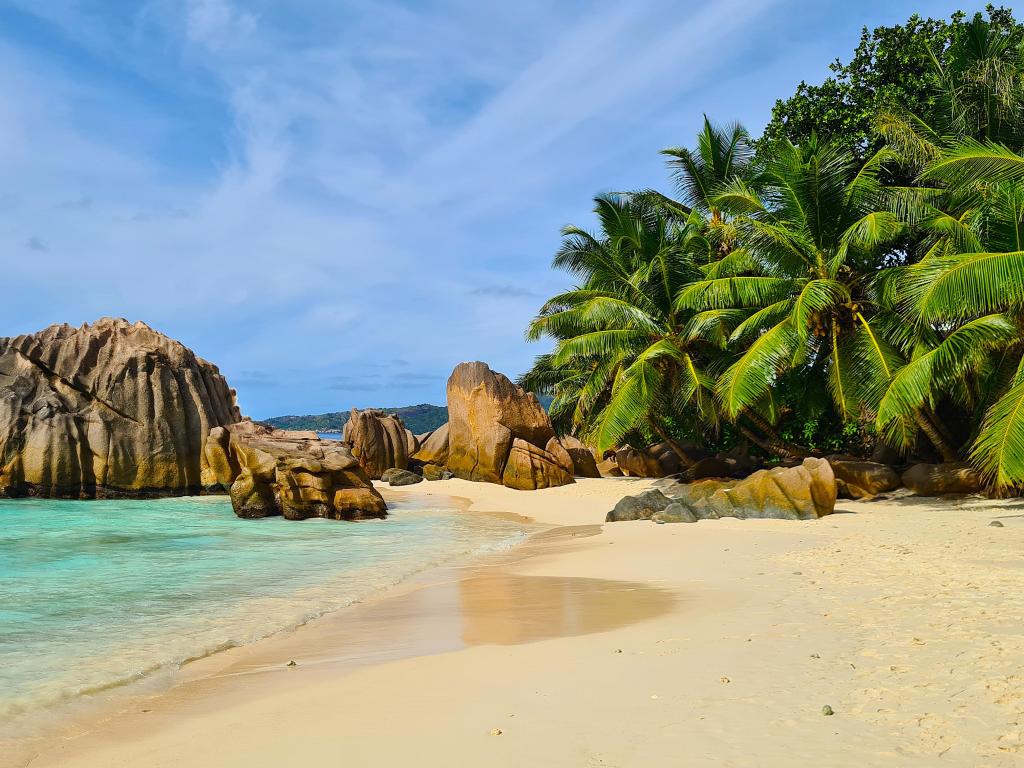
[18, 478, 1024, 767]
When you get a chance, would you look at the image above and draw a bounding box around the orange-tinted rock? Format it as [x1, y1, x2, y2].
[445, 362, 572, 490]
[646, 458, 836, 521]
[342, 409, 410, 480]
[597, 458, 623, 477]
[502, 437, 574, 490]
[828, 459, 901, 498]
[412, 423, 449, 465]
[225, 421, 385, 520]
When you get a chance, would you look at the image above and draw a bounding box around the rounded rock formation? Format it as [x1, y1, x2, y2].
[0, 318, 241, 498]
[445, 362, 573, 491]
[342, 409, 410, 480]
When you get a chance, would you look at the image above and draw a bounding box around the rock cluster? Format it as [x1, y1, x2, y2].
[445, 362, 574, 490]
[608, 458, 837, 522]
[828, 459, 901, 499]
[213, 421, 386, 520]
[614, 443, 682, 478]
[560, 435, 600, 478]
[0, 318, 240, 498]
[0, 318, 386, 521]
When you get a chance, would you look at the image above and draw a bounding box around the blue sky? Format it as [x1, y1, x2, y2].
[0, 0, 968, 418]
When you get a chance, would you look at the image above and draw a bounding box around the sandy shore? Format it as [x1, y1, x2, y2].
[20, 477, 1024, 767]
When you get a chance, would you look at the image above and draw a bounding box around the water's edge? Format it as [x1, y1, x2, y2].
[0, 490, 543, 765]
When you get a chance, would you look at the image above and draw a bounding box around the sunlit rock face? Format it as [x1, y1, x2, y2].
[220, 421, 386, 520]
[445, 361, 573, 491]
[0, 318, 387, 521]
[0, 318, 241, 498]
[342, 409, 411, 480]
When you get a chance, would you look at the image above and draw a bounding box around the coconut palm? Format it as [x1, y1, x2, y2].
[521, 193, 728, 465]
[676, 135, 917, 449]
[658, 117, 754, 257]
[876, 142, 1024, 487]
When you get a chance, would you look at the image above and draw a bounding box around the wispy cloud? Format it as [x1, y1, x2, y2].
[1, 0, 936, 418]
[469, 284, 539, 299]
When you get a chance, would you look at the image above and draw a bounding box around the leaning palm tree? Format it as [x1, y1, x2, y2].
[677, 136, 915, 449]
[522, 193, 727, 465]
[876, 141, 1024, 488]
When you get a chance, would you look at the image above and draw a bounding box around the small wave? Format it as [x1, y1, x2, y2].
[0, 496, 534, 740]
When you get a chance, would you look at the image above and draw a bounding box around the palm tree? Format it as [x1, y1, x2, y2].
[877, 140, 1024, 487]
[658, 116, 754, 257]
[676, 135, 915, 453]
[521, 194, 727, 466]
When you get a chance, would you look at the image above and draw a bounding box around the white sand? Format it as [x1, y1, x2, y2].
[21, 478, 1024, 767]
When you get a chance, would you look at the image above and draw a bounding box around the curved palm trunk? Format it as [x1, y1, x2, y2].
[913, 409, 960, 463]
[739, 410, 810, 460]
[648, 420, 698, 468]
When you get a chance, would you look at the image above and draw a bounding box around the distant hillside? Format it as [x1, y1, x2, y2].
[262, 404, 448, 435]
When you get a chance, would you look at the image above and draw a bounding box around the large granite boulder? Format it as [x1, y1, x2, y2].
[560, 435, 600, 478]
[829, 459, 901, 499]
[615, 442, 685, 478]
[610, 458, 836, 523]
[0, 318, 241, 498]
[901, 462, 984, 496]
[342, 409, 410, 480]
[502, 437, 574, 490]
[226, 421, 385, 520]
[445, 362, 573, 490]
[412, 423, 449, 466]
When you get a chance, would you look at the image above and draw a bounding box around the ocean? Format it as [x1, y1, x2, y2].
[0, 493, 531, 731]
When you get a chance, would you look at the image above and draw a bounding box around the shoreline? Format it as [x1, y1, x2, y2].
[1, 486, 549, 768]
[13, 480, 1024, 767]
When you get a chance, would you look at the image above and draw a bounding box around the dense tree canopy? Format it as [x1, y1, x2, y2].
[760, 6, 1022, 157]
[524, 7, 1024, 493]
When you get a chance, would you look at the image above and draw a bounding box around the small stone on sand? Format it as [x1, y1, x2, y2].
[286, 660, 297, 667]
[990, 520, 1005, 527]
[821, 705, 834, 716]
[490, 728, 502, 736]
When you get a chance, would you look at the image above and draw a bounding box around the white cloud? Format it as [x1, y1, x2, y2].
[0, 0, 802, 417]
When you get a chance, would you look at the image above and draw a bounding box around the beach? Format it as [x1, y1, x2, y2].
[18, 478, 1024, 768]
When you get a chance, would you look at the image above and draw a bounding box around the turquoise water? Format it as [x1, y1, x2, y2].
[0, 495, 531, 728]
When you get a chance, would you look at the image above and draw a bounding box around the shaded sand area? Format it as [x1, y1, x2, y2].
[20, 478, 1024, 767]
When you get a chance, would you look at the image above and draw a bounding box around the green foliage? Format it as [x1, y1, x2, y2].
[261, 404, 449, 434]
[761, 7, 1022, 158]
[523, 6, 1024, 491]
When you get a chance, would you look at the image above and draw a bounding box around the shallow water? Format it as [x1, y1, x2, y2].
[0, 494, 531, 729]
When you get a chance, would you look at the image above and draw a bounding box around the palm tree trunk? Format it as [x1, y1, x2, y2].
[913, 410, 960, 463]
[648, 420, 698, 468]
[740, 410, 810, 459]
